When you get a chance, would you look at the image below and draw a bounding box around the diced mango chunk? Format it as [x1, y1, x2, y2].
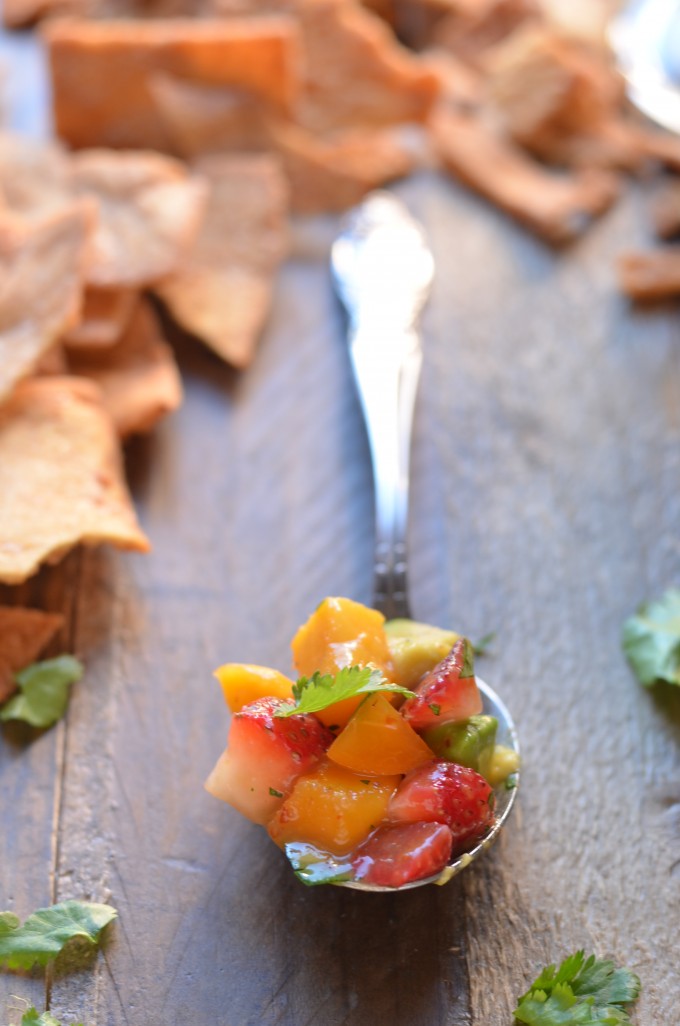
[291, 596, 395, 728]
[268, 760, 400, 856]
[215, 663, 294, 713]
[328, 694, 434, 776]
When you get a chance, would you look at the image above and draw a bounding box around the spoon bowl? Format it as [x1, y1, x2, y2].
[341, 678, 520, 892]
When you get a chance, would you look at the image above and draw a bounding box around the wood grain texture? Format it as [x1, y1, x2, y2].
[1, 37, 679, 1025]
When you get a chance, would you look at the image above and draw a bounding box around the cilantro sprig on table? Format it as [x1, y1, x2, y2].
[0, 900, 117, 971]
[514, 951, 641, 1026]
[10, 1008, 83, 1026]
[0, 656, 83, 728]
[275, 665, 414, 718]
[622, 588, 680, 687]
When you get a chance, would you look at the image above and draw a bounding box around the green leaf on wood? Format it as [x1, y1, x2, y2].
[0, 900, 117, 971]
[0, 656, 83, 728]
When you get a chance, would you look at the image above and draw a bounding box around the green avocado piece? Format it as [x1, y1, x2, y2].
[385, 618, 460, 688]
[422, 715, 498, 779]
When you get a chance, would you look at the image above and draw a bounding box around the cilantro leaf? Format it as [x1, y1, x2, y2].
[472, 632, 496, 657]
[622, 589, 680, 687]
[515, 952, 641, 1026]
[285, 843, 353, 886]
[276, 665, 414, 718]
[16, 1009, 83, 1026]
[0, 900, 117, 971]
[0, 656, 83, 728]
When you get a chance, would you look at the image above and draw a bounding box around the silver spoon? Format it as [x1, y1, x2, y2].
[610, 0, 680, 134]
[327, 191, 520, 891]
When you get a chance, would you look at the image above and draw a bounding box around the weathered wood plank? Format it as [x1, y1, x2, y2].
[0, 556, 82, 1020]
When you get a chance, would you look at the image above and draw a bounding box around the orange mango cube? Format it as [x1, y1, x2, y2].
[268, 760, 400, 856]
[214, 663, 294, 713]
[327, 693, 434, 776]
[291, 596, 395, 728]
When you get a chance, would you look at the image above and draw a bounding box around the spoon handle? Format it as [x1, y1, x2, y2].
[349, 322, 423, 620]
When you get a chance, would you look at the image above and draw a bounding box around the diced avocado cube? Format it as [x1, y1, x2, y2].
[385, 618, 460, 688]
[421, 715, 498, 779]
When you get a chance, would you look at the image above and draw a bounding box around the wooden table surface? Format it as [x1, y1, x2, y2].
[2, 27, 680, 1026]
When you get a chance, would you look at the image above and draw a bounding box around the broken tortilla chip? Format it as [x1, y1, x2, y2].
[0, 605, 64, 704]
[651, 179, 680, 241]
[617, 248, 680, 302]
[0, 375, 150, 585]
[431, 107, 620, 243]
[294, 0, 440, 133]
[70, 149, 207, 288]
[63, 287, 138, 350]
[45, 17, 302, 151]
[67, 299, 183, 437]
[150, 72, 273, 159]
[431, 0, 541, 66]
[0, 203, 91, 406]
[273, 121, 424, 213]
[484, 27, 639, 171]
[154, 154, 288, 368]
[2, 0, 86, 29]
[0, 132, 73, 223]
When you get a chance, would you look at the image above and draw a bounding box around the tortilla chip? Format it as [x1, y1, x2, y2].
[34, 342, 69, 376]
[150, 73, 273, 159]
[633, 127, 680, 176]
[67, 299, 183, 437]
[63, 287, 138, 350]
[431, 0, 541, 66]
[617, 249, 680, 302]
[651, 179, 680, 241]
[431, 107, 620, 244]
[0, 133, 73, 223]
[294, 0, 440, 133]
[155, 154, 288, 368]
[2, 0, 85, 29]
[485, 28, 636, 170]
[273, 121, 423, 214]
[0, 606, 64, 703]
[70, 149, 207, 288]
[45, 17, 302, 151]
[0, 203, 91, 406]
[421, 49, 484, 112]
[0, 376, 150, 585]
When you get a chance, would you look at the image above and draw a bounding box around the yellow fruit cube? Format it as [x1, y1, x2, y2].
[291, 597, 395, 728]
[268, 760, 400, 856]
[214, 663, 294, 713]
[328, 693, 434, 776]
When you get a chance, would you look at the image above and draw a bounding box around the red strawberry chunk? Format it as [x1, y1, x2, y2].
[388, 759, 494, 848]
[205, 696, 334, 825]
[352, 822, 453, 888]
[400, 638, 482, 730]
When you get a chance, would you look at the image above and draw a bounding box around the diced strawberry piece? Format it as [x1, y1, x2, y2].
[352, 822, 453, 888]
[400, 638, 482, 730]
[388, 760, 494, 849]
[205, 697, 334, 825]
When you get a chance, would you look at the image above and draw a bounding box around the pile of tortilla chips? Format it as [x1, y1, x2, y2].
[0, 134, 291, 583]
[2, 0, 680, 588]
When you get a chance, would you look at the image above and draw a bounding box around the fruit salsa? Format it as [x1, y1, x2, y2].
[206, 597, 519, 888]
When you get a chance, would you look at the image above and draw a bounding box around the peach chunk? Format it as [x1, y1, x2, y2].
[291, 596, 395, 728]
[215, 663, 294, 713]
[328, 694, 434, 776]
[268, 760, 400, 857]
